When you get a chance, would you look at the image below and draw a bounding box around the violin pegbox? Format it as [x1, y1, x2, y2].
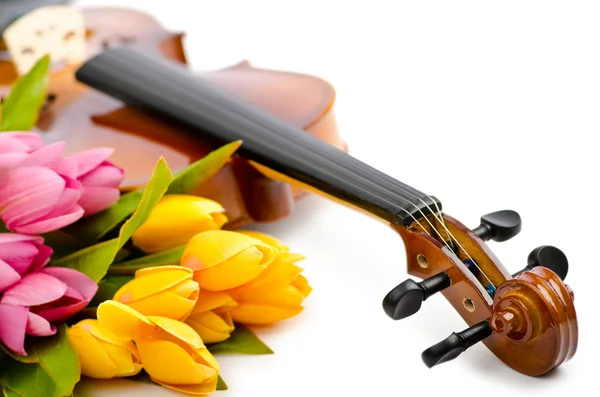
[2, 5, 86, 75]
[385, 212, 578, 376]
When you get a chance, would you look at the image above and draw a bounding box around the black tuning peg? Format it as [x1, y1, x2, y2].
[512, 245, 569, 281]
[472, 210, 521, 242]
[382, 272, 451, 320]
[421, 321, 492, 368]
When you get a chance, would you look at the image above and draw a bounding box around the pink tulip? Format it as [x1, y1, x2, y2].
[0, 233, 53, 292]
[0, 142, 84, 234]
[0, 132, 44, 172]
[71, 148, 124, 216]
[0, 267, 97, 355]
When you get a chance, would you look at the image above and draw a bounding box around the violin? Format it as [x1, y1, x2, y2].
[0, 6, 345, 228]
[75, 46, 578, 377]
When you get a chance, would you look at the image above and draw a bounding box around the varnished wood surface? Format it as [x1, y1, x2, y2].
[393, 214, 578, 376]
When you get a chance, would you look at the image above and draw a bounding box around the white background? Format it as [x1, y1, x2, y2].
[71, 1, 599, 396]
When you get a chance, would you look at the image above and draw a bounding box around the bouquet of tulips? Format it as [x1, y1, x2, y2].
[0, 56, 311, 397]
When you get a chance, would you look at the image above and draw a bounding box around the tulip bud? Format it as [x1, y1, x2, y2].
[0, 132, 44, 173]
[98, 301, 220, 395]
[224, 231, 312, 325]
[181, 230, 276, 291]
[132, 195, 228, 253]
[68, 319, 142, 379]
[113, 266, 199, 321]
[186, 291, 236, 344]
[0, 142, 84, 234]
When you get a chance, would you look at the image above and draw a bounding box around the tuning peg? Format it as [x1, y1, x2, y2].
[421, 321, 492, 368]
[512, 245, 568, 280]
[472, 210, 521, 242]
[382, 272, 451, 320]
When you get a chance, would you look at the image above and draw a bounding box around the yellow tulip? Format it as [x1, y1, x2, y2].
[181, 230, 276, 291]
[68, 319, 142, 379]
[224, 231, 312, 324]
[98, 301, 219, 396]
[113, 266, 199, 321]
[186, 291, 237, 344]
[132, 195, 228, 253]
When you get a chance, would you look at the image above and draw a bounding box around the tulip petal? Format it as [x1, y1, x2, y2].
[148, 316, 204, 349]
[0, 167, 65, 226]
[186, 311, 234, 344]
[181, 230, 275, 271]
[97, 301, 154, 340]
[34, 293, 88, 323]
[0, 233, 44, 245]
[231, 304, 303, 325]
[192, 291, 237, 314]
[71, 148, 114, 176]
[54, 157, 78, 179]
[254, 285, 307, 308]
[78, 186, 120, 215]
[0, 304, 29, 355]
[0, 259, 21, 292]
[154, 377, 218, 396]
[193, 248, 267, 291]
[136, 339, 216, 385]
[16, 205, 84, 235]
[0, 133, 43, 152]
[43, 177, 82, 218]
[68, 325, 121, 379]
[76, 319, 132, 346]
[238, 230, 290, 252]
[134, 265, 193, 279]
[114, 267, 194, 303]
[80, 164, 124, 187]
[227, 257, 303, 301]
[0, 237, 45, 275]
[25, 312, 56, 336]
[40, 267, 98, 300]
[291, 274, 312, 297]
[16, 141, 65, 169]
[0, 234, 48, 274]
[1, 273, 67, 306]
[127, 291, 197, 321]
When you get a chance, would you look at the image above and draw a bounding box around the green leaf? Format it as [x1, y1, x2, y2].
[0, 343, 38, 364]
[0, 55, 50, 131]
[2, 325, 80, 397]
[62, 190, 143, 243]
[108, 245, 185, 275]
[90, 275, 133, 306]
[3, 388, 21, 397]
[207, 324, 273, 355]
[51, 158, 173, 282]
[216, 375, 228, 391]
[167, 140, 241, 194]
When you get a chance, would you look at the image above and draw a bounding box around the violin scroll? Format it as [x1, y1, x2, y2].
[388, 213, 577, 376]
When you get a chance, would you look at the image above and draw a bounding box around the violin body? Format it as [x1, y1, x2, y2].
[0, 6, 345, 228]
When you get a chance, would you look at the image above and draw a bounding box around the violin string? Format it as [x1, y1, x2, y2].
[421, 194, 495, 287]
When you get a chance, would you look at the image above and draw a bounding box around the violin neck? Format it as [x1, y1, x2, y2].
[76, 47, 441, 226]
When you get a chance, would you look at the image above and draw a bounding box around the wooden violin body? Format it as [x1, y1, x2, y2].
[0, 7, 345, 229]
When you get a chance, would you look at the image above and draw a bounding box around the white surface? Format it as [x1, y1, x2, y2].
[72, 1, 599, 396]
